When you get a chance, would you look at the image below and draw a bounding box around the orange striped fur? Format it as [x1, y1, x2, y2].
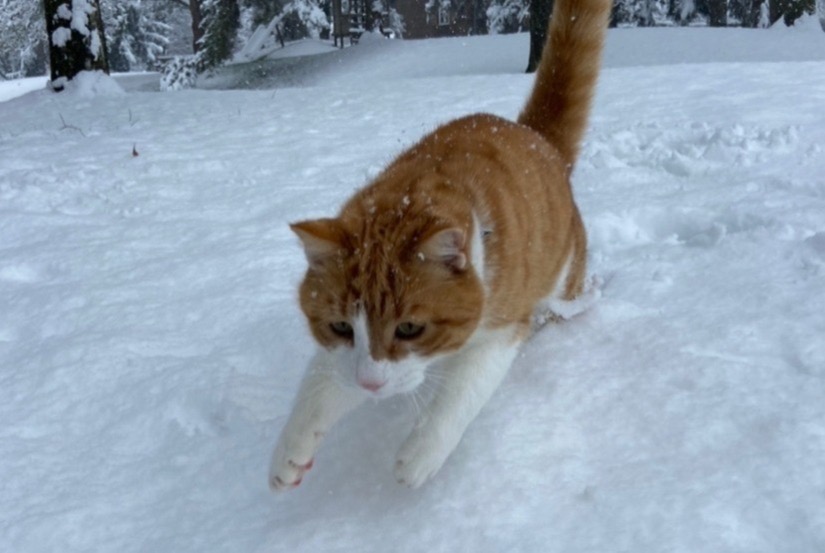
[292, 0, 611, 353]
[270, 0, 611, 491]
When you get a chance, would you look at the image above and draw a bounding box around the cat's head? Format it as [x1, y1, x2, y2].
[290, 206, 484, 397]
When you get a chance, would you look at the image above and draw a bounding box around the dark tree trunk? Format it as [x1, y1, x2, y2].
[44, 0, 109, 91]
[526, 0, 554, 73]
[190, 0, 204, 53]
[707, 0, 729, 26]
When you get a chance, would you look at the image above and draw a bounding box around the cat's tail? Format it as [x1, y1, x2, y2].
[517, 0, 611, 169]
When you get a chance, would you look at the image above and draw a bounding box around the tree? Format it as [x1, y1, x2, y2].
[729, 0, 766, 26]
[609, 0, 669, 26]
[198, 0, 241, 68]
[525, 0, 552, 72]
[488, 0, 531, 34]
[278, 0, 330, 40]
[44, 0, 110, 90]
[771, 0, 815, 24]
[706, 0, 727, 25]
[107, 0, 170, 72]
[0, 1, 47, 79]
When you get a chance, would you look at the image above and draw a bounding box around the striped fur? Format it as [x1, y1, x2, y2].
[271, 0, 611, 491]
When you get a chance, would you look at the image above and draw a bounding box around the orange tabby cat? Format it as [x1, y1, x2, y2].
[270, 0, 611, 490]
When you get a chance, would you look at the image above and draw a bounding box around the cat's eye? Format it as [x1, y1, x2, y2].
[329, 321, 353, 338]
[395, 322, 425, 340]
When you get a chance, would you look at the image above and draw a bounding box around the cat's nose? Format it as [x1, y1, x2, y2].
[358, 379, 386, 392]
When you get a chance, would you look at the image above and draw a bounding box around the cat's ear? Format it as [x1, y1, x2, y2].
[290, 219, 347, 268]
[420, 227, 467, 271]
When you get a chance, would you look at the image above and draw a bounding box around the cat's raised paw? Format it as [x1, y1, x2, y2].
[269, 456, 314, 492]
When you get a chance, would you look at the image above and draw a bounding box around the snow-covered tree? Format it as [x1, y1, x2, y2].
[487, 0, 530, 33]
[387, 6, 406, 37]
[611, 0, 670, 25]
[0, 1, 47, 79]
[279, 0, 330, 40]
[159, 54, 199, 90]
[198, 0, 241, 68]
[44, 0, 110, 90]
[677, 0, 697, 24]
[106, 0, 170, 72]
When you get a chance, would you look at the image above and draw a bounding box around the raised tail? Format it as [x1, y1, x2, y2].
[517, 0, 611, 169]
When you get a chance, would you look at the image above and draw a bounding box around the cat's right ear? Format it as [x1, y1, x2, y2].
[290, 219, 347, 269]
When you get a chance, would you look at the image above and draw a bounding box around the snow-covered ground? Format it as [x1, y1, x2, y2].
[2, 23, 825, 553]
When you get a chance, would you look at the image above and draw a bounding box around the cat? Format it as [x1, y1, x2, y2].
[269, 0, 611, 491]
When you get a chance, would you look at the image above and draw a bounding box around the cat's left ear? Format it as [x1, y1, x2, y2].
[420, 228, 467, 271]
[290, 218, 347, 268]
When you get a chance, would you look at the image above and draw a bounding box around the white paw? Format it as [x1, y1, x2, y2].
[394, 427, 457, 489]
[268, 431, 320, 492]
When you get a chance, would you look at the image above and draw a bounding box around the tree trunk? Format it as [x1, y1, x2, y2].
[44, 0, 110, 90]
[190, 0, 204, 54]
[707, 0, 728, 25]
[526, 0, 554, 73]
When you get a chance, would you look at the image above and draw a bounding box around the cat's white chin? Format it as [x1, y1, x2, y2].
[386, 372, 428, 397]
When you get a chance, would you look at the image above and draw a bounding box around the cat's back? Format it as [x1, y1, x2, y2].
[339, 113, 580, 328]
[382, 113, 573, 214]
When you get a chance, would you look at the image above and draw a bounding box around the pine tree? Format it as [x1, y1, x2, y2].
[198, 0, 241, 68]
[0, 1, 47, 79]
[107, 0, 170, 72]
[279, 0, 330, 40]
[771, 0, 815, 24]
[44, 0, 110, 90]
[487, 0, 530, 34]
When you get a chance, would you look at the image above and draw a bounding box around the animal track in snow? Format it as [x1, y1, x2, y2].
[588, 207, 776, 252]
[584, 122, 800, 176]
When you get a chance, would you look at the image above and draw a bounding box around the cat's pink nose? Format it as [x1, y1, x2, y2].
[359, 379, 385, 392]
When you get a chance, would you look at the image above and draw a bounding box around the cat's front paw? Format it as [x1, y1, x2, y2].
[394, 428, 457, 489]
[268, 433, 318, 492]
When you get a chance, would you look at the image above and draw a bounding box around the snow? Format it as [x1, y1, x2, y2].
[51, 26, 72, 48]
[69, 0, 92, 38]
[0, 76, 48, 102]
[1, 26, 825, 553]
[56, 70, 126, 97]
